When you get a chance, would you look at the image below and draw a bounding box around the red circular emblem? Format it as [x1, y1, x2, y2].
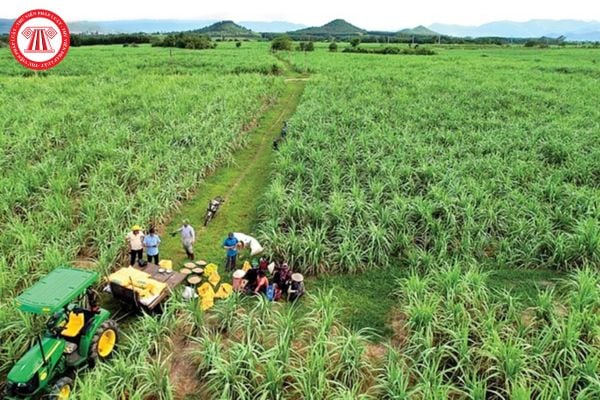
[9, 9, 70, 71]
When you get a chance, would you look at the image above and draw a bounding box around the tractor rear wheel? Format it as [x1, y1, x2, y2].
[89, 319, 119, 362]
[50, 377, 73, 400]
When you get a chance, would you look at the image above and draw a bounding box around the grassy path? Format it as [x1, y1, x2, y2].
[159, 69, 307, 273]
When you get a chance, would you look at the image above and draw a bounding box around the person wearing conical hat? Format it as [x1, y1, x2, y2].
[289, 273, 305, 302]
[126, 224, 145, 267]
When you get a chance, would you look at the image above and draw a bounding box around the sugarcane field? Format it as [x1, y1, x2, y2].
[1, 2, 599, 399]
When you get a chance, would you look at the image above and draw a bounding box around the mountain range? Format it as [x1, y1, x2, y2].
[429, 19, 600, 41]
[1, 17, 600, 40]
[285, 19, 440, 39]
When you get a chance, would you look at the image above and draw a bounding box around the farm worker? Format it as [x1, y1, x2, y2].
[273, 263, 292, 300]
[289, 273, 305, 302]
[232, 270, 246, 292]
[243, 267, 259, 293]
[223, 232, 239, 271]
[126, 225, 145, 267]
[143, 227, 161, 264]
[254, 270, 269, 295]
[258, 256, 269, 271]
[233, 232, 264, 256]
[172, 220, 196, 260]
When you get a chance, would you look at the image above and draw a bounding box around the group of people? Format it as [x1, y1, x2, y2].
[125, 224, 305, 303]
[234, 258, 305, 302]
[125, 225, 161, 267]
[125, 225, 247, 273]
[125, 220, 196, 267]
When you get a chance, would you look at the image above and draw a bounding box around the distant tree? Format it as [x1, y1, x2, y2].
[298, 42, 306, 51]
[350, 37, 361, 48]
[271, 35, 292, 51]
[329, 41, 338, 52]
[306, 41, 315, 51]
[236, 41, 242, 48]
[154, 33, 215, 50]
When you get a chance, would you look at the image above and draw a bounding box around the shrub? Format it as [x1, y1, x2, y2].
[329, 42, 338, 52]
[342, 46, 436, 56]
[153, 33, 215, 50]
[297, 41, 315, 52]
[271, 35, 292, 51]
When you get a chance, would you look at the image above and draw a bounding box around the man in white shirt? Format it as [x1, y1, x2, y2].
[172, 220, 196, 260]
[126, 224, 145, 267]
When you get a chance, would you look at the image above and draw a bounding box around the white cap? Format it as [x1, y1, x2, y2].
[267, 262, 276, 274]
[291, 273, 304, 282]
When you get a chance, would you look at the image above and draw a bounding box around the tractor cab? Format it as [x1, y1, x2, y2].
[4, 268, 118, 400]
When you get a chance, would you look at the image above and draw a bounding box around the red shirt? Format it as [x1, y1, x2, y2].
[259, 259, 269, 270]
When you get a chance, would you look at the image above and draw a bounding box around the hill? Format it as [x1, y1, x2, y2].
[430, 19, 600, 40]
[193, 20, 260, 38]
[398, 25, 438, 36]
[293, 19, 366, 36]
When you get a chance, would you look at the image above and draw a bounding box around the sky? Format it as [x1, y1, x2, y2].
[2, 0, 599, 30]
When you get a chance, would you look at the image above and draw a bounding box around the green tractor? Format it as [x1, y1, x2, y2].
[3, 268, 119, 399]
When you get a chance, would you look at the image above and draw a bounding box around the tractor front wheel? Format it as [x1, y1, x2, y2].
[50, 377, 73, 400]
[89, 319, 119, 362]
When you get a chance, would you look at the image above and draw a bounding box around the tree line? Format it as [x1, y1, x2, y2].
[70, 33, 152, 46]
[69, 32, 215, 49]
[263, 32, 575, 46]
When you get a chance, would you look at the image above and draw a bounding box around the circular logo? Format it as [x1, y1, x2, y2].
[9, 9, 70, 71]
